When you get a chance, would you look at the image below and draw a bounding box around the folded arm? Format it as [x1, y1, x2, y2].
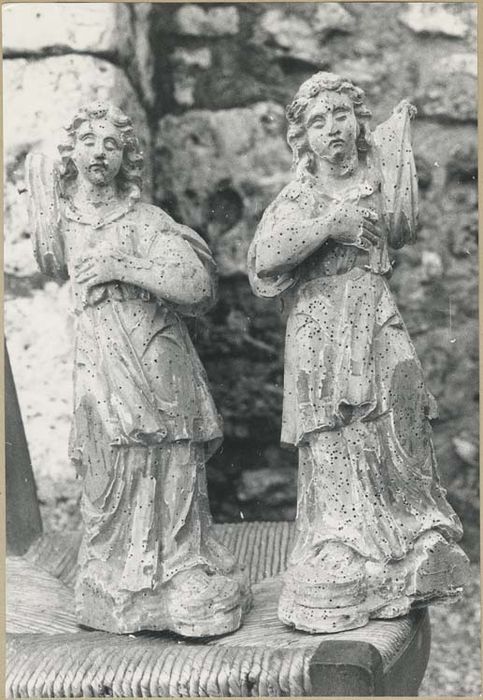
[74, 233, 215, 310]
[255, 198, 380, 278]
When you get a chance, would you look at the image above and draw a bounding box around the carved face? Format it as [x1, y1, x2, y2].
[304, 91, 358, 163]
[71, 118, 124, 187]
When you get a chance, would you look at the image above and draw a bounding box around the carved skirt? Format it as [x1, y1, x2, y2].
[282, 268, 463, 562]
[69, 296, 223, 472]
[282, 267, 434, 445]
[76, 441, 236, 593]
[70, 298, 228, 600]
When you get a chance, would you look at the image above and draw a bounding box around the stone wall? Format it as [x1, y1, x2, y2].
[4, 3, 478, 557]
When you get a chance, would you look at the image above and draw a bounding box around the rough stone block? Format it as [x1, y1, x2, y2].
[336, 57, 388, 95]
[154, 102, 292, 275]
[256, 4, 355, 65]
[3, 3, 132, 55]
[174, 4, 240, 36]
[440, 52, 477, 79]
[172, 47, 213, 107]
[3, 3, 155, 108]
[414, 53, 476, 122]
[237, 467, 297, 509]
[5, 282, 75, 483]
[398, 4, 469, 38]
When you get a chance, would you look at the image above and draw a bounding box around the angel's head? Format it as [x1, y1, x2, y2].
[286, 72, 372, 177]
[57, 102, 144, 198]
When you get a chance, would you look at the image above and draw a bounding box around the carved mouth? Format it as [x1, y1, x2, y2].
[89, 163, 107, 172]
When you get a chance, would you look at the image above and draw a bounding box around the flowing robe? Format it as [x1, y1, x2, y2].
[61, 201, 234, 598]
[248, 108, 463, 566]
[25, 159, 241, 629]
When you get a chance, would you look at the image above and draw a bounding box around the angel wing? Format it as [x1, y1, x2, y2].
[25, 152, 68, 280]
[372, 100, 419, 249]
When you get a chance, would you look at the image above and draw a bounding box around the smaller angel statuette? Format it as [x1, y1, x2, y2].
[26, 102, 251, 636]
[248, 72, 470, 634]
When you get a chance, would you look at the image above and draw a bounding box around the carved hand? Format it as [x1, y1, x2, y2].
[393, 98, 417, 120]
[74, 243, 126, 287]
[328, 203, 385, 250]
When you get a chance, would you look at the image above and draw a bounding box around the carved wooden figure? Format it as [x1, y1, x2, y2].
[248, 72, 469, 634]
[26, 102, 251, 637]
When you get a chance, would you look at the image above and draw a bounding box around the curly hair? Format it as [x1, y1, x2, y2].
[286, 72, 372, 177]
[57, 102, 144, 199]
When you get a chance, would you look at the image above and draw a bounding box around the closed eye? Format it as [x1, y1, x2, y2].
[104, 137, 120, 151]
[334, 107, 350, 118]
[309, 117, 326, 128]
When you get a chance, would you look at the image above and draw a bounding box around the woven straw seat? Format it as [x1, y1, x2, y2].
[7, 523, 430, 697]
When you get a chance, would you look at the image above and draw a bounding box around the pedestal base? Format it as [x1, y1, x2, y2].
[76, 562, 252, 637]
[279, 531, 469, 633]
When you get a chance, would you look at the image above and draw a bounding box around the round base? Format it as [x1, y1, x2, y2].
[278, 531, 469, 634]
[75, 565, 252, 638]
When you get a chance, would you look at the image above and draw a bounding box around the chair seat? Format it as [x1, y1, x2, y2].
[7, 522, 430, 697]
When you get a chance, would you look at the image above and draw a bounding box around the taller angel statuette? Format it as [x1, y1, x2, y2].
[248, 72, 469, 633]
[26, 102, 251, 637]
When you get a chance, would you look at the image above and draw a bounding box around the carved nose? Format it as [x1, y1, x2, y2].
[327, 116, 339, 134]
[93, 140, 105, 157]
